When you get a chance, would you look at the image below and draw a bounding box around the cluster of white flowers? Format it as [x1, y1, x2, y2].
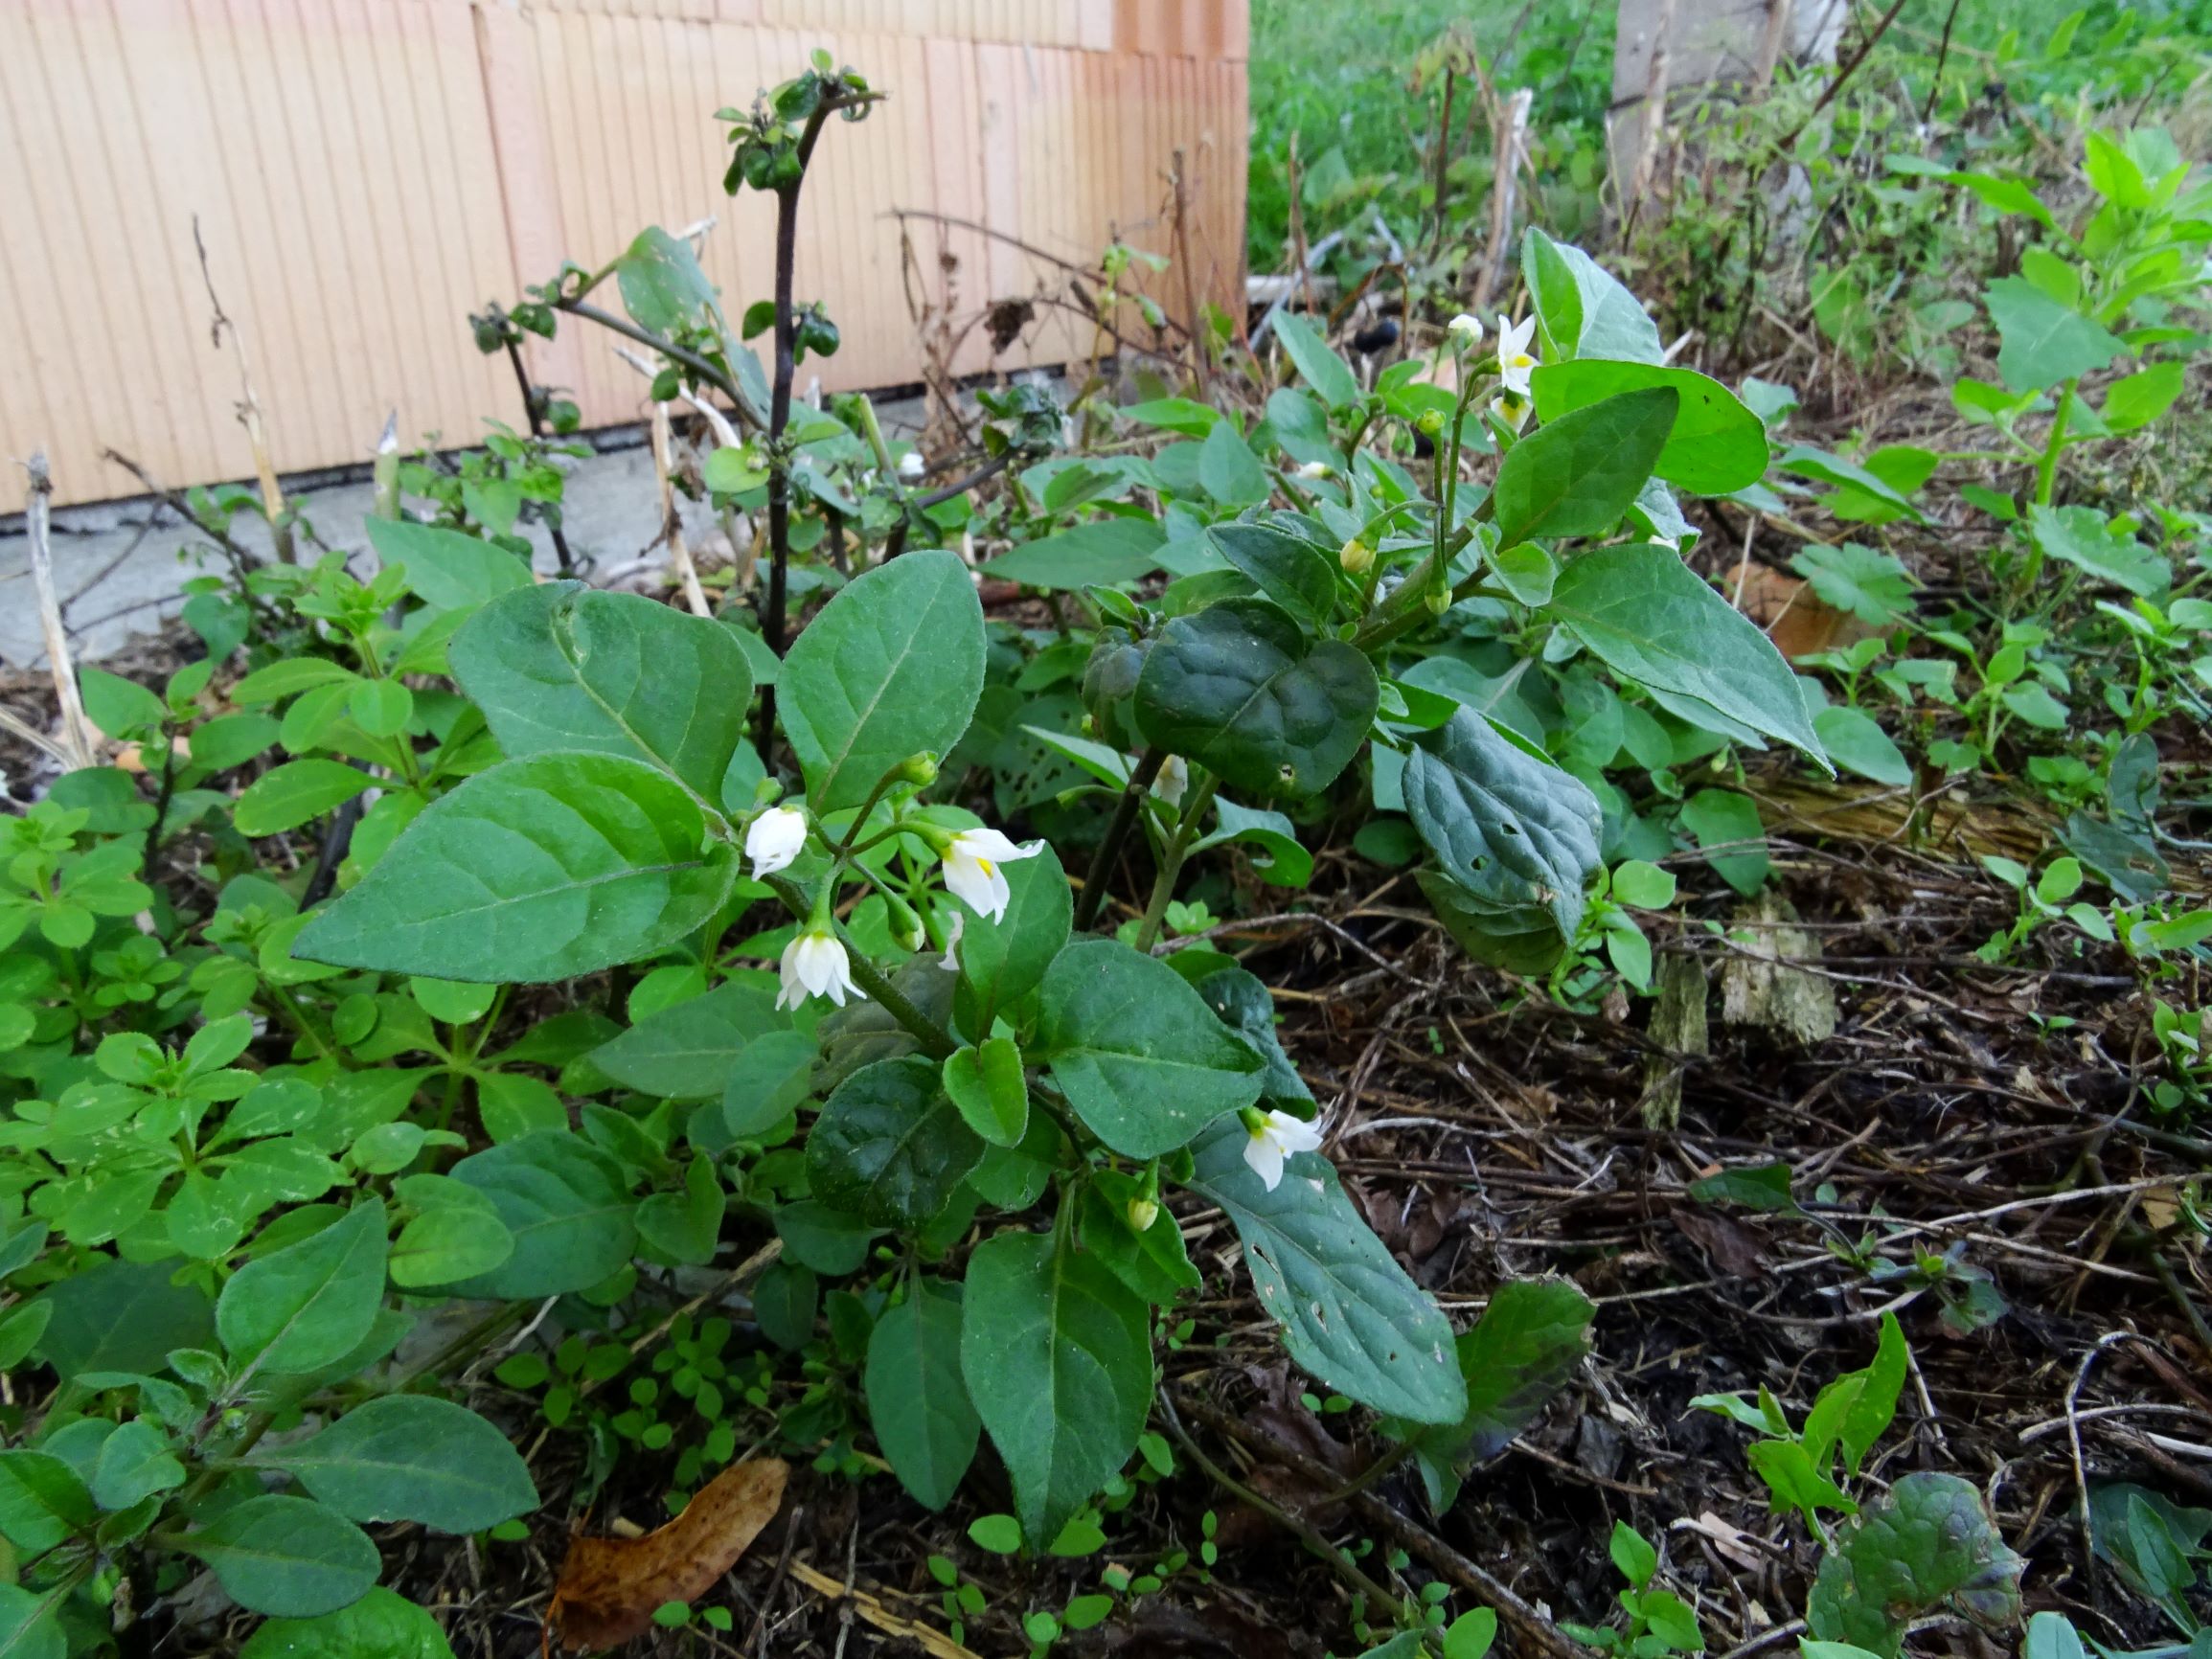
[756, 807, 1048, 1011]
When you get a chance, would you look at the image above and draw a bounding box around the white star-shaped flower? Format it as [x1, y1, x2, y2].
[1242, 1108, 1325, 1192]
[744, 806, 809, 879]
[1495, 313, 1539, 398]
[1152, 754, 1190, 811]
[777, 927, 863, 1010]
[940, 828, 1043, 923]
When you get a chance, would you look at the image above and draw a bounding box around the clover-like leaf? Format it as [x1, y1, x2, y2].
[1807, 1472, 2026, 1658]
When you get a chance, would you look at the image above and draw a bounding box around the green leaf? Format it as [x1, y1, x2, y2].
[1038, 940, 1264, 1158]
[234, 760, 376, 838]
[1209, 522, 1339, 630]
[1446, 1607, 1500, 1659]
[217, 1202, 388, 1377]
[0, 1584, 64, 1659]
[1839, 1312, 1907, 1477]
[1186, 1117, 1465, 1423]
[942, 1038, 1029, 1148]
[979, 520, 1165, 591]
[1750, 1436, 1857, 1526]
[1690, 1162, 1798, 1213]
[617, 225, 722, 335]
[389, 1207, 514, 1289]
[449, 582, 754, 799]
[961, 1231, 1152, 1549]
[80, 667, 166, 739]
[1134, 598, 1379, 799]
[1548, 546, 1827, 761]
[1393, 1279, 1595, 1510]
[1197, 420, 1272, 508]
[636, 1157, 724, 1265]
[292, 753, 739, 983]
[1807, 1473, 2025, 1658]
[719, 1029, 819, 1141]
[1195, 967, 1311, 1108]
[1985, 277, 2125, 393]
[2102, 362, 2182, 433]
[270, 1396, 536, 1533]
[865, 1276, 979, 1511]
[0, 1451, 95, 1553]
[752, 1260, 818, 1351]
[1813, 708, 1910, 786]
[1790, 543, 1917, 625]
[2025, 503, 2170, 597]
[593, 979, 784, 1099]
[783, 549, 986, 811]
[32, 1259, 214, 1380]
[1079, 1173, 1200, 1303]
[366, 519, 532, 613]
[952, 841, 1071, 1034]
[447, 1130, 637, 1298]
[1403, 710, 1603, 959]
[1522, 229, 1664, 363]
[807, 1056, 984, 1229]
[1191, 797, 1313, 888]
[174, 1494, 381, 1618]
[1773, 444, 1928, 524]
[1611, 1521, 1659, 1587]
[1681, 788, 1769, 897]
[239, 1587, 457, 1659]
[1493, 389, 1678, 545]
[89, 1420, 186, 1511]
[1531, 364, 1767, 495]
[1272, 309, 1363, 410]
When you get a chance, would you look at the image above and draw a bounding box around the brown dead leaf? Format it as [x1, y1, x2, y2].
[550, 1458, 788, 1648]
[1674, 1210, 1769, 1280]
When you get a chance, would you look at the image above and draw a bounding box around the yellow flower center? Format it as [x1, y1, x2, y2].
[976, 857, 995, 877]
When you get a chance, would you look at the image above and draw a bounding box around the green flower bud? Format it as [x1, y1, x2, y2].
[1126, 1195, 1161, 1234]
[1340, 537, 1374, 576]
[895, 752, 940, 787]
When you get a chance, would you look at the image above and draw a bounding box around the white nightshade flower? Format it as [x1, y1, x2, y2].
[937, 911, 965, 971]
[1448, 312, 1485, 347]
[899, 451, 926, 482]
[1495, 313, 1539, 398]
[1152, 754, 1190, 810]
[1241, 1108, 1325, 1192]
[744, 806, 809, 879]
[777, 927, 863, 1011]
[939, 828, 1043, 923]
[1493, 393, 1534, 435]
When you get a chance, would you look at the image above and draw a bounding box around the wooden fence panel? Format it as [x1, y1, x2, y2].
[1, 0, 1248, 506]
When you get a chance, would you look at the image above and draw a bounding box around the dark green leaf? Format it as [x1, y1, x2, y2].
[1186, 1118, 1465, 1424]
[33, 1259, 213, 1380]
[292, 754, 739, 983]
[1403, 710, 1603, 957]
[269, 1396, 536, 1534]
[367, 519, 533, 613]
[1493, 389, 1678, 545]
[1134, 598, 1378, 798]
[1547, 546, 1828, 761]
[783, 549, 986, 812]
[1531, 363, 1767, 495]
[617, 226, 722, 335]
[1808, 1473, 2025, 1658]
[217, 1202, 388, 1377]
[1038, 940, 1263, 1158]
[866, 1277, 979, 1511]
[1392, 1279, 1595, 1510]
[449, 581, 754, 799]
[807, 1057, 984, 1229]
[175, 1494, 381, 1618]
[953, 841, 1071, 1035]
[979, 520, 1165, 591]
[1208, 522, 1339, 629]
[1196, 967, 1311, 1108]
[447, 1131, 637, 1298]
[593, 980, 784, 1100]
[961, 1232, 1152, 1548]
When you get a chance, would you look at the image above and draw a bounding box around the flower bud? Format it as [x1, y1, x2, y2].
[1126, 1195, 1161, 1234]
[884, 890, 925, 952]
[1448, 312, 1485, 347]
[894, 752, 940, 787]
[1425, 582, 1452, 617]
[1339, 537, 1374, 576]
[1416, 409, 1445, 439]
[1296, 460, 1332, 480]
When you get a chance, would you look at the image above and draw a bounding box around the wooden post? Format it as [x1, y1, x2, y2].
[1475, 89, 1533, 310]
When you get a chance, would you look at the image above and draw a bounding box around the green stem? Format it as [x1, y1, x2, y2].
[1133, 777, 1219, 953]
[262, 983, 349, 1067]
[835, 942, 955, 1058]
[2032, 378, 2076, 511]
[1074, 748, 1167, 932]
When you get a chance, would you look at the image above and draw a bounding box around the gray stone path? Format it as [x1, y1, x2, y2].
[0, 393, 940, 670]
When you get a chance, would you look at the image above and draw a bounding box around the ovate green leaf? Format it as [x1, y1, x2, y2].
[866, 1277, 979, 1511]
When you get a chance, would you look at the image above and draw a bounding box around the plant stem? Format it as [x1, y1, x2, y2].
[557, 300, 749, 423]
[1074, 749, 1167, 932]
[500, 335, 577, 576]
[835, 940, 955, 1058]
[1133, 777, 1218, 952]
[2033, 377, 2077, 511]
